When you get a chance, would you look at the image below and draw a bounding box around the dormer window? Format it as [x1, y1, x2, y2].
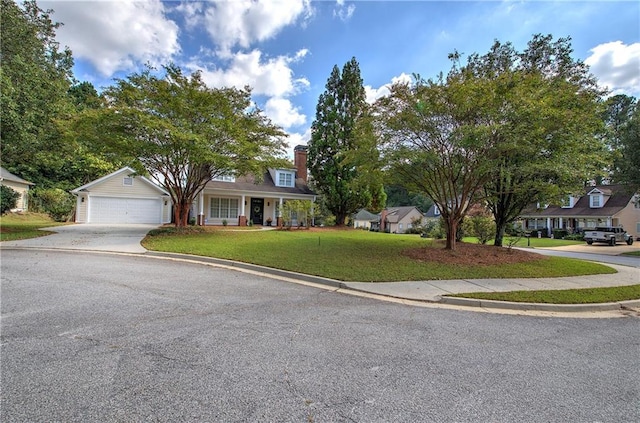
[590, 193, 602, 208]
[213, 175, 235, 183]
[433, 205, 440, 216]
[276, 170, 294, 187]
[561, 196, 577, 208]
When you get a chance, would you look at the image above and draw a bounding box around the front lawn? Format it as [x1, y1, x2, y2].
[461, 236, 584, 248]
[449, 284, 640, 304]
[143, 228, 614, 282]
[0, 213, 64, 241]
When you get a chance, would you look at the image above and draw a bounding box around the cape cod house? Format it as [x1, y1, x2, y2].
[192, 145, 316, 226]
[380, 206, 424, 234]
[518, 185, 640, 238]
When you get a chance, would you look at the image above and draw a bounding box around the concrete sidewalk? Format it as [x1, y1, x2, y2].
[146, 252, 640, 313]
[342, 264, 640, 312]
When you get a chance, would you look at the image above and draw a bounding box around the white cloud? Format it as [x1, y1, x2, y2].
[187, 49, 310, 98]
[585, 41, 640, 96]
[44, 1, 180, 76]
[283, 127, 312, 158]
[265, 98, 306, 129]
[333, 0, 355, 22]
[182, 0, 313, 56]
[365, 73, 413, 104]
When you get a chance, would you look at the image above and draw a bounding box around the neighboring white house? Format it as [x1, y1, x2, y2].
[192, 145, 316, 226]
[0, 166, 34, 212]
[519, 184, 640, 238]
[352, 208, 380, 230]
[71, 167, 172, 224]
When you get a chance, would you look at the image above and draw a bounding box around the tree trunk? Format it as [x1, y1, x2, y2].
[445, 218, 457, 250]
[173, 201, 190, 228]
[493, 223, 506, 247]
[335, 212, 347, 226]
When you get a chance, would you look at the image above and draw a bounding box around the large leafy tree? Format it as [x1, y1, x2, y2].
[602, 95, 639, 189]
[377, 72, 496, 250]
[461, 35, 607, 246]
[68, 64, 287, 227]
[1, 0, 73, 184]
[1, 0, 114, 190]
[308, 57, 385, 225]
[612, 103, 640, 189]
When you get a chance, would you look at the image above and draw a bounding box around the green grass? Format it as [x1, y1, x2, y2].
[143, 229, 615, 282]
[0, 213, 64, 241]
[461, 236, 584, 248]
[622, 251, 640, 257]
[449, 284, 640, 304]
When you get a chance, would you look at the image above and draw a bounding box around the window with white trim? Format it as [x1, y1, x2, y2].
[210, 197, 239, 219]
[276, 171, 294, 187]
[590, 194, 602, 208]
[123, 177, 133, 186]
[561, 196, 577, 208]
[213, 175, 235, 182]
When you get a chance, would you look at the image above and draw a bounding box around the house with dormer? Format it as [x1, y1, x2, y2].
[70, 145, 315, 226]
[518, 185, 640, 238]
[191, 145, 316, 226]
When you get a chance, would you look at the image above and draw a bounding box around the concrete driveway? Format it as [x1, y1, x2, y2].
[0, 223, 158, 253]
[538, 242, 640, 256]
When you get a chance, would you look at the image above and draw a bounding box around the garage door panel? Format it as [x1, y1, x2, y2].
[90, 197, 161, 224]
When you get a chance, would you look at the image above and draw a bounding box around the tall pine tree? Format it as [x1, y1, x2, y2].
[308, 57, 384, 225]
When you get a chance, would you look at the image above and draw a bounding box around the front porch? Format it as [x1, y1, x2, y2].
[192, 192, 314, 227]
[521, 216, 618, 236]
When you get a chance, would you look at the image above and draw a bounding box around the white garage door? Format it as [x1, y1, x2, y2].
[90, 197, 162, 224]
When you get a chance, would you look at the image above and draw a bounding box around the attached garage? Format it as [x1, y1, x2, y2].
[89, 197, 163, 224]
[72, 167, 171, 225]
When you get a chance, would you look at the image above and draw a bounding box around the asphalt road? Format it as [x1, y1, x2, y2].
[2, 249, 639, 422]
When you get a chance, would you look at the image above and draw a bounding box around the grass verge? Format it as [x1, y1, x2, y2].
[622, 251, 640, 257]
[461, 236, 583, 248]
[448, 284, 640, 304]
[143, 228, 615, 282]
[0, 213, 64, 241]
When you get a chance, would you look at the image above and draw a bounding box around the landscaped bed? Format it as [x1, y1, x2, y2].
[142, 227, 615, 282]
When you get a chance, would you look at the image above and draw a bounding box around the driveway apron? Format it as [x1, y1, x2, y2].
[0, 224, 158, 253]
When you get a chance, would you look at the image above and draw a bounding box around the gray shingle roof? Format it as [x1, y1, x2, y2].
[520, 185, 635, 218]
[205, 171, 315, 196]
[0, 167, 34, 185]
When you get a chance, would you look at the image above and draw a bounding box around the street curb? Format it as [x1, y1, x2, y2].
[146, 251, 640, 313]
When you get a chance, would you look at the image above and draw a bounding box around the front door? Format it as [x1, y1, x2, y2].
[250, 198, 264, 225]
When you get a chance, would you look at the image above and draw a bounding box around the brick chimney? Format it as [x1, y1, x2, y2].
[294, 145, 308, 183]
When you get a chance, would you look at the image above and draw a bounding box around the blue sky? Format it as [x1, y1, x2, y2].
[41, 0, 640, 157]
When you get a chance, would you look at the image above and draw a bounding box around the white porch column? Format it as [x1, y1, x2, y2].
[86, 194, 91, 223]
[277, 197, 284, 227]
[559, 217, 563, 229]
[546, 218, 551, 231]
[198, 191, 205, 225]
[241, 194, 246, 217]
[606, 216, 611, 226]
